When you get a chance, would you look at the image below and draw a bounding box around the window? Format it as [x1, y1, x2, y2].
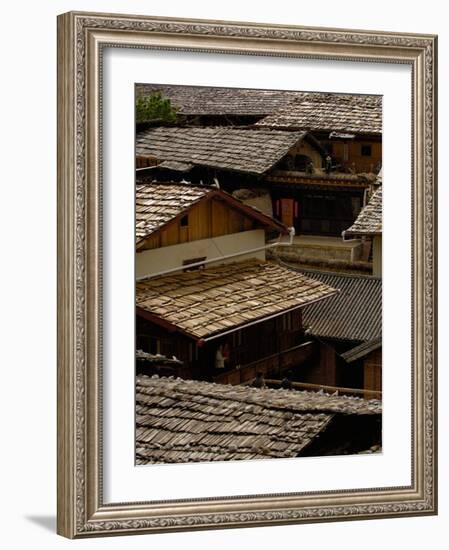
[180, 214, 189, 227]
[361, 144, 372, 156]
[294, 154, 312, 172]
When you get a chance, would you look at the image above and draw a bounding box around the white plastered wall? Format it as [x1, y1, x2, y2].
[136, 229, 266, 277]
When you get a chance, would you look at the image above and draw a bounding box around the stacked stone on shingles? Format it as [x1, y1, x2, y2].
[136, 375, 382, 464]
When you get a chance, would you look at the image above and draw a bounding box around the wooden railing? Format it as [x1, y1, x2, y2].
[212, 341, 315, 386]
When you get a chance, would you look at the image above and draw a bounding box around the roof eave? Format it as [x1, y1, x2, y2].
[343, 230, 382, 238]
[137, 288, 339, 343]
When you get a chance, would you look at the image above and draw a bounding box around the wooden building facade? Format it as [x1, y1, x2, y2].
[300, 270, 382, 397]
[136, 308, 316, 384]
[135, 182, 337, 383]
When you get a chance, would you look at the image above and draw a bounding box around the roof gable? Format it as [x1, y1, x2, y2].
[136, 183, 287, 246]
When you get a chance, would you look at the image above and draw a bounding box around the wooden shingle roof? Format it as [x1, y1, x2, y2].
[256, 93, 382, 135]
[344, 186, 382, 236]
[136, 260, 338, 340]
[136, 183, 209, 243]
[302, 270, 382, 342]
[135, 84, 302, 116]
[136, 127, 307, 175]
[136, 374, 382, 464]
[135, 182, 288, 245]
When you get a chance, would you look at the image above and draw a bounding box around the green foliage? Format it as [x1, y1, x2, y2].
[136, 92, 178, 124]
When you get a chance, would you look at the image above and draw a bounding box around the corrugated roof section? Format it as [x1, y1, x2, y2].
[340, 337, 382, 363]
[136, 127, 306, 175]
[136, 374, 381, 464]
[302, 270, 382, 342]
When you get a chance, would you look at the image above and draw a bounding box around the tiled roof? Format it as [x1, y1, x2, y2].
[135, 182, 287, 245]
[340, 337, 382, 363]
[136, 183, 209, 243]
[256, 93, 382, 135]
[344, 186, 382, 236]
[302, 270, 382, 342]
[136, 127, 307, 175]
[136, 260, 338, 340]
[135, 84, 303, 116]
[136, 374, 382, 464]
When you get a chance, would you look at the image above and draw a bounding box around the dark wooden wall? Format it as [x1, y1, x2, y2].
[363, 348, 382, 395]
[136, 309, 307, 382]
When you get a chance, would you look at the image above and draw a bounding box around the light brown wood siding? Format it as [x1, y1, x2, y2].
[329, 139, 381, 173]
[138, 197, 259, 250]
[211, 199, 228, 236]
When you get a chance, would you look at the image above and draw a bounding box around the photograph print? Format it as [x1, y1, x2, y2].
[134, 84, 383, 466]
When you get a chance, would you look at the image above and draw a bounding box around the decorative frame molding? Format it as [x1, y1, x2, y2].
[57, 11, 437, 538]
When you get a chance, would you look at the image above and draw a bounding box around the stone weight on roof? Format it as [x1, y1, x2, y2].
[136, 374, 381, 464]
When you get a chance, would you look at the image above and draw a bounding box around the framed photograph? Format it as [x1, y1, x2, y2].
[57, 11, 437, 538]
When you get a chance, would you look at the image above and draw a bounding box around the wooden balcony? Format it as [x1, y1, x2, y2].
[212, 341, 315, 385]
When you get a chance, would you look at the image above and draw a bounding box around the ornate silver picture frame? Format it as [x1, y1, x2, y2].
[57, 11, 437, 538]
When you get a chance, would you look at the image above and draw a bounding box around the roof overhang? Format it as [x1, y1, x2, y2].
[137, 288, 339, 343]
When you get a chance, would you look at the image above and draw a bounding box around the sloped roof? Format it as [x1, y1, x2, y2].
[135, 182, 287, 245]
[136, 374, 382, 464]
[302, 270, 382, 342]
[136, 260, 338, 340]
[344, 186, 383, 236]
[256, 93, 382, 135]
[341, 337, 382, 363]
[136, 127, 307, 175]
[136, 183, 209, 244]
[135, 84, 303, 116]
